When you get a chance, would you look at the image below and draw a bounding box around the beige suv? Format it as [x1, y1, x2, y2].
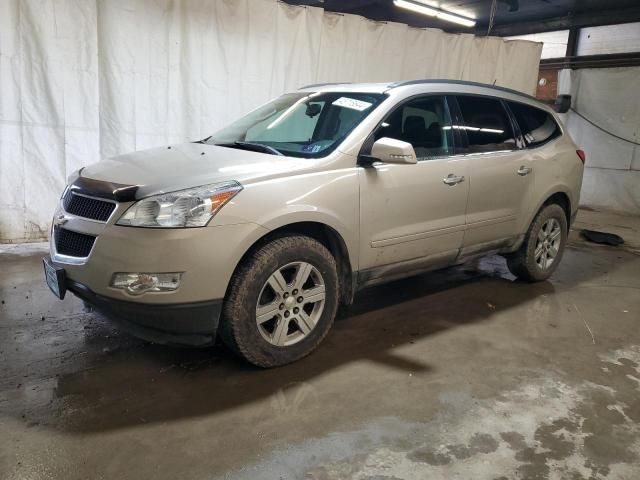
[44, 80, 584, 367]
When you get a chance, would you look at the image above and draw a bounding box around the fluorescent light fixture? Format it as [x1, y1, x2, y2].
[436, 10, 476, 27]
[394, 0, 476, 28]
[443, 125, 503, 133]
[447, 125, 479, 131]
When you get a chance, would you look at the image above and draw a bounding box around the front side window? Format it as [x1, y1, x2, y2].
[372, 96, 454, 160]
[207, 92, 386, 158]
[455, 96, 517, 153]
[508, 102, 561, 147]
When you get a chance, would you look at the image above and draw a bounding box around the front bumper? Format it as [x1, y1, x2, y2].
[46, 176, 271, 345]
[55, 221, 268, 304]
[46, 220, 268, 345]
[68, 277, 223, 346]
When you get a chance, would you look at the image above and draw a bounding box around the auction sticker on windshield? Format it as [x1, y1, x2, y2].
[332, 97, 373, 111]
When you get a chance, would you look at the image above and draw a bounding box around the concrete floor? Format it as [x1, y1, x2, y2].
[1, 209, 639, 480]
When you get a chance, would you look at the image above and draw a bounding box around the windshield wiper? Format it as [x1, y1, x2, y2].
[193, 135, 212, 144]
[234, 141, 283, 156]
[215, 141, 283, 156]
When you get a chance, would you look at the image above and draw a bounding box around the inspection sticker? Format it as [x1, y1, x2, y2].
[332, 97, 372, 111]
[302, 144, 323, 153]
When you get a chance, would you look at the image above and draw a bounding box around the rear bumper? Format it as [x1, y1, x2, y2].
[68, 280, 222, 346]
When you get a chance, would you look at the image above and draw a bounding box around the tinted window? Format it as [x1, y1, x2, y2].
[455, 96, 516, 153]
[508, 102, 561, 147]
[373, 96, 454, 160]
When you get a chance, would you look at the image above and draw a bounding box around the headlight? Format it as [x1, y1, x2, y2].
[117, 181, 242, 228]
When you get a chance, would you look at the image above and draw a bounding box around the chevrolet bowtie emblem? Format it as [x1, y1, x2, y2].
[53, 214, 69, 226]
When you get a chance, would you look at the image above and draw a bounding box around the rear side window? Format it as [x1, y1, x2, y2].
[372, 95, 454, 160]
[508, 102, 561, 147]
[454, 96, 517, 153]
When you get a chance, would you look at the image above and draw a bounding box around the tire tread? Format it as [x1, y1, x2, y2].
[220, 235, 338, 367]
[507, 203, 567, 282]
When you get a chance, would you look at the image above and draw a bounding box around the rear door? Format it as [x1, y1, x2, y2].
[452, 95, 534, 250]
[358, 95, 470, 279]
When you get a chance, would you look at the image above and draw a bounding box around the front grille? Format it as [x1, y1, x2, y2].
[63, 190, 116, 222]
[54, 227, 96, 258]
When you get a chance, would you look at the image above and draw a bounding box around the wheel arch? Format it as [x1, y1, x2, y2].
[225, 221, 356, 307]
[543, 191, 572, 226]
[528, 187, 573, 229]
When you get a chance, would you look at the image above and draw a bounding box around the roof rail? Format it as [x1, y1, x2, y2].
[388, 79, 537, 101]
[298, 82, 352, 89]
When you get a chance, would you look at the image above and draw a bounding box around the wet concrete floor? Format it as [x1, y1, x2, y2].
[1, 212, 639, 479]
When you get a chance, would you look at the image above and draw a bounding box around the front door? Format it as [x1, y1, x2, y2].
[358, 95, 470, 281]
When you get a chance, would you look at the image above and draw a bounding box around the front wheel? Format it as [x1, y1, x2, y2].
[220, 235, 339, 367]
[506, 203, 568, 282]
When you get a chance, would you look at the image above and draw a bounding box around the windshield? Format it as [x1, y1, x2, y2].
[206, 92, 386, 158]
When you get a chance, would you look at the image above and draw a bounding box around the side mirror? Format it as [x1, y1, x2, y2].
[367, 137, 417, 165]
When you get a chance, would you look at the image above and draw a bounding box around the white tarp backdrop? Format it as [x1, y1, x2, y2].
[559, 67, 640, 215]
[0, 0, 542, 243]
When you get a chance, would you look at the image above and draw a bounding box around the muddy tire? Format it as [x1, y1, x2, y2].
[506, 203, 568, 282]
[220, 235, 339, 368]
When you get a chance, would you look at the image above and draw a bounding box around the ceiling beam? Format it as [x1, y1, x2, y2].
[540, 51, 640, 70]
[483, 7, 640, 37]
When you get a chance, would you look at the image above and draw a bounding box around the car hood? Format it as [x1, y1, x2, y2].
[79, 142, 315, 198]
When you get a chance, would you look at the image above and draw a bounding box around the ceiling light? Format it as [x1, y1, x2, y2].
[393, 0, 476, 28]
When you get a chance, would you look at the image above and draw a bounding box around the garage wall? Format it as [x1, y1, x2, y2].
[558, 67, 640, 215]
[0, 0, 542, 243]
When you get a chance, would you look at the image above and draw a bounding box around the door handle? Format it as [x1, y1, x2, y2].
[443, 173, 465, 186]
[517, 166, 532, 176]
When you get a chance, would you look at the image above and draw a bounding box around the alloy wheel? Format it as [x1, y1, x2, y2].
[256, 262, 326, 347]
[535, 217, 561, 270]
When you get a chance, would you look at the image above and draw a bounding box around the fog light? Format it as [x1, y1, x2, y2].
[111, 272, 182, 295]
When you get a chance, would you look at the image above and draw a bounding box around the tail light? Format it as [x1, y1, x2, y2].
[576, 149, 586, 164]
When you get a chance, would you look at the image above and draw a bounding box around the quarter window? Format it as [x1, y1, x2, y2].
[455, 96, 516, 153]
[508, 102, 561, 147]
[373, 96, 454, 160]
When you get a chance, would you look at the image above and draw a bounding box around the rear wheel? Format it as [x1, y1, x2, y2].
[506, 203, 568, 282]
[220, 235, 339, 367]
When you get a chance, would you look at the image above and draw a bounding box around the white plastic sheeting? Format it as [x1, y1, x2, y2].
[559, 67, 640, 215]
[0, 0, 542, 243]
[506, 30, 570, 59]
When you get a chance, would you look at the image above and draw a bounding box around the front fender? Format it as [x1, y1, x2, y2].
[214, 168, 360, 271]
